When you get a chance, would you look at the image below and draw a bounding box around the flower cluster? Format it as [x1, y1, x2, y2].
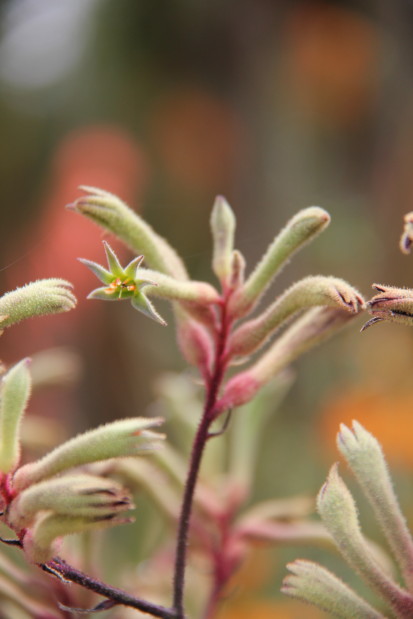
[71, 187, 365, 413]
[0, 355, 164, 564]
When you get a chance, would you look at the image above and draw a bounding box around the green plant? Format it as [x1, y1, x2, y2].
[0, 188, 365, 618]
[283, 213, 413, 619]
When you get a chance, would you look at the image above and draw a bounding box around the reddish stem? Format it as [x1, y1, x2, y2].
[172, 300, 232, 618]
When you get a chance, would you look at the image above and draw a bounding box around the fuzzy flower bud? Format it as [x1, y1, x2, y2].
[282, 560, 384, 619]
[9, 474, 133, 529]
[23, 511, 133, 564]
[68, 186, 188, 280]
[0, 359, 32, 474]
[337, 421, 413, 590]
[216, 307, 355, 415]
[0, 280, 76, 329]
[229, 207, 330, 317]
[13, 417, 164, 492]
[230, 276, 364, 357]
[362, 284, 413, 330]
[317, 464, 413, 618]
[210, 195, 236, 286]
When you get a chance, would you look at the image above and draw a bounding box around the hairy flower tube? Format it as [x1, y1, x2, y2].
[0, 354, 164, 568]
[283, 423, 413, 619]
[0, 279, 76, 330]
[72, 188, 364, 413]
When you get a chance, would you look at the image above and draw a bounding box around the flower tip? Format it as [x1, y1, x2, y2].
[306, 206, 331, 224]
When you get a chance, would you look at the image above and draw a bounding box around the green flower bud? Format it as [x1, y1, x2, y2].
[338, 422, 413, 591]
[318, 464, 413, 618]
[0, 280, 76, 329]
[283, 560, 385, 619]
[210, 196, 236, 287]
[68, 186, 188, 280]
[230, 276, 364, 357]
[9, 474, 133, 529]
[0, 359, 32, 473]
[229, 207, 330, 317]
[13, 417, 164, 492]
[23, 511, 133, 564]
[216, 307, 355, 415]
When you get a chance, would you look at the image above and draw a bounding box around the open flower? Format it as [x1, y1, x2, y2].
[79, 240, 166, 325]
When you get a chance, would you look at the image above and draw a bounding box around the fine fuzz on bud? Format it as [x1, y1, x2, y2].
[9, 474, 133, 529]
[282, 560, 384, 619]
[317, 464, 413, 617]
[68, 186, 188, 280]
[13, 417, 164, 492]
[0, 280, 76, 329]
[337, 421, 413, 590]
[23, 511, 133, 564]
[0, 359, 32, 473]
[229, 207, 330, 317]
[216, 307, 355, 414]
[210, 196, 236, 286]
[362, 284, 413, 330]
[230, 276, 364, 357]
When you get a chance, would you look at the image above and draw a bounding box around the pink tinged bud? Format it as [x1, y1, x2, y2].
[213, 372, 262, 417]
[23, 511, 133, 564]
[362, 284, 413, 330]
[217, 307, 355, 414]
[229, 276, 364, 358]
[69, 186, 188, 280]
[337, 421, 413, 591]
[12, 417, 164, 492]
[400, 212, 413, 254]
[317, 464, 413, 618]
[282, 560, 385, 619]
[0, 280, 76, 329]
[0, 358, 32, 474]
[9, 474, 133, 530]
[229, 206, 331, 318]
[176, 313, 214, 379]
[210, 196, 236, 286]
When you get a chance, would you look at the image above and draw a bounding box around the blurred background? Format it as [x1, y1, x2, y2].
[1, 0, 413, 616]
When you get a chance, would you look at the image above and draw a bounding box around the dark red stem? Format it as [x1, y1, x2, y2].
[43, 559, 177, 618]
[172, 301, 231, 618]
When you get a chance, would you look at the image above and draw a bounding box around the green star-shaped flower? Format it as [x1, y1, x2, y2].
[80, 242, 166, 325]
